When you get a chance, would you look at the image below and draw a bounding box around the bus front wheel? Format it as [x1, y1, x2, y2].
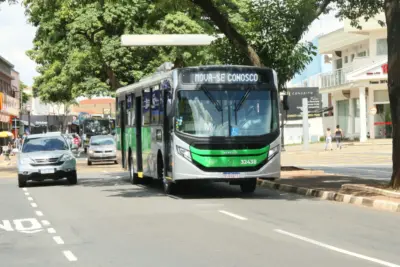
[163, 179, 178, 195]
[240, 178, 257, 194]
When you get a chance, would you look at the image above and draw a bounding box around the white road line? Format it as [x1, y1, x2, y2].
[47, 228, 56, 234]
[219, 210, 248, 221]
[275, 229, 400, 267]
[63, 250, 77, 262]
[22, 188, 27, 191]
[31, 203, 38, 208]
[53, 236, 64, 245]
[27, 197, 33, 201]
[41, 220, 50, 226]
[24, 192, 29, 196]
[35, 211, 43, 216]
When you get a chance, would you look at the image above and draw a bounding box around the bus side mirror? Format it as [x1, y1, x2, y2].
[282, 95, 289, 111]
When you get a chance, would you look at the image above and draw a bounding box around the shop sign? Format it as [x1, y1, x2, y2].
[382, 63, 388, 74]
[4, 96, 19, 116]
[285, 87, 322, 120]
[0, 93, 3, 110]
[0, 114, 10, 123]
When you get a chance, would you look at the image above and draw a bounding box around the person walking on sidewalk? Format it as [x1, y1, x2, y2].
[335, 125, 343, 149]
[325, 128, 333, 151]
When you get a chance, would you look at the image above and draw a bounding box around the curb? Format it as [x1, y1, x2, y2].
[257, 179, 400, 213]
[342, 184, 400, 199]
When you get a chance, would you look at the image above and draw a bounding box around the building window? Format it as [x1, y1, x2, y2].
[351, 54, 355, 62]
[344, 56, 348, 63]
[357, 51, 367, 57]
[376, 38, 388, 56]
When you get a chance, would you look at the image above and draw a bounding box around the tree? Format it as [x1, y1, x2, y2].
[24, 0, 220, 102]
[195, 0, 400, 188]
[19, 81, 30, 105]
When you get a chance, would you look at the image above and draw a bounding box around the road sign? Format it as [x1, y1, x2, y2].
[369, 106, 377, 115]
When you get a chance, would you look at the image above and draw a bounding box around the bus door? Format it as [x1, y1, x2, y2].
[120, 100, 126, 168]
[135, 96, 143, 172]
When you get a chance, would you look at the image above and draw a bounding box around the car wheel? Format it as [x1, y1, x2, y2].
[67, 171, 78, 185]
[240, 178, 257, 194]
[18, 175, 27, 188]
[114, 160, 118, 164]
[88, 160, 92, 166]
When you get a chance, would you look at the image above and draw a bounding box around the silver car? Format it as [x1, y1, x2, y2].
[87, 135, 117, 165]
[17, 132, 78, 187]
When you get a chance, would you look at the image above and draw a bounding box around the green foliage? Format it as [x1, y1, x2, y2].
[207, 0, 317, 89]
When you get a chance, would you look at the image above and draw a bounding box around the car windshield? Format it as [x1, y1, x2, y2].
[22, 136, 69, 153]
[90, 138, 115, 146]
[176, 88, 278, 137]
[84, 120, 110, 135]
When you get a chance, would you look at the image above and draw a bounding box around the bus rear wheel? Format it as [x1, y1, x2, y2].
[129, 154, 139, 185]
[240, 178, 257, 194]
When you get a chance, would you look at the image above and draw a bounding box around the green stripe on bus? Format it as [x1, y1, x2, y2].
[190, 145, 269, 156]
[191, 153, 268, 168]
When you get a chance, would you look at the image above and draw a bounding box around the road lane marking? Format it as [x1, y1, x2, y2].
[219, 210, 248, 221]
[275, 229, 400, 267]
[27, 197, 33, 201]
[22, 188, 27, 191]
[53, 236, 64, 244]
[31, 203, 38, 208]
[41, 220, 50, 226]
[35, 211, 43, 217]
[24, 192, 29, 196]
[63, 250, 77, 262]
[47, 228, 56, 234]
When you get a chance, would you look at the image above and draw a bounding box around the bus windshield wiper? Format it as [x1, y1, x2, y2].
[200, 87, 222, 112]
[234, 86, 253, 112]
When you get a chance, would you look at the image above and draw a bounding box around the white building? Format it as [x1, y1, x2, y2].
[318, 13, 389, 140]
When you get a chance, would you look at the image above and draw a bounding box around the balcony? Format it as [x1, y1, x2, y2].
[320, 66, 354, 89]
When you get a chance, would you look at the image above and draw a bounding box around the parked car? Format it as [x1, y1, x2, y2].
[17, 132, 78, 187]
[87, 135, 117, 165]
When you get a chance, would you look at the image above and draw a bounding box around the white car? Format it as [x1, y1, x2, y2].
[17, 132, 78, 187]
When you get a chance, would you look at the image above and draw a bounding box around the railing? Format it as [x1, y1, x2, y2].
[320, 66, 354, 89]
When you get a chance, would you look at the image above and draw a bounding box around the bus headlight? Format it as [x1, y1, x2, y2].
[176, 146, 192, 162]
[268, 145, 280, 160]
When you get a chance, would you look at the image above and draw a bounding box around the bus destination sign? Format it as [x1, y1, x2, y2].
[181, 70, 270, 84]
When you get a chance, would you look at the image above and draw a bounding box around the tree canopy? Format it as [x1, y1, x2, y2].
[24, 0, 321, 101]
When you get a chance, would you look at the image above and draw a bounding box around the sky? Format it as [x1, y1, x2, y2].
[0, 2, 343, 87]
[0, 2, 37, 86]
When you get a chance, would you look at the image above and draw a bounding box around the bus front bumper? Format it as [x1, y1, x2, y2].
[172, 152, 281, 182]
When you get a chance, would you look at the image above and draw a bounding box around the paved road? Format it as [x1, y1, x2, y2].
[1, 168, 400, 266]
[298, 165, 392, 181]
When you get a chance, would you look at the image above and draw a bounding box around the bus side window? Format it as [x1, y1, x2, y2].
[151, 88, 160, 125]
[143, 88, 151, 126]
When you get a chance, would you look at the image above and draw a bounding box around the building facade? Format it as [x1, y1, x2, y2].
[71, 98, 115, 118]
[318, 13, 389, 140]
[0, 55, 20, 134]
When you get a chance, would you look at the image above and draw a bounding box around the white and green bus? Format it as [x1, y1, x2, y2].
[115, 64, 281, 194]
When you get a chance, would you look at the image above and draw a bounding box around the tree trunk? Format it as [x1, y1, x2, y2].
[192, 0, 262, 67]
[385, 0, 400, 188]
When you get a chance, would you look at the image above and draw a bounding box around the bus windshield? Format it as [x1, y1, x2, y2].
[83, 119, 111, 135]
[176, 88, 278, 137]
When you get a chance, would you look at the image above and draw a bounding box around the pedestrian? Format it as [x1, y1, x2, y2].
[335, 125, 343, 149]
[325, 128, 332, 151]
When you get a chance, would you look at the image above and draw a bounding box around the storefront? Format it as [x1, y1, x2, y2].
[328, 60, 390, 140]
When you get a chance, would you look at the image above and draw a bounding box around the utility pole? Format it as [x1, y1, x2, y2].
[302, 98, 309, 151]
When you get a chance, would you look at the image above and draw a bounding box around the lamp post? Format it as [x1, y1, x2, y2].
[26, 104, 31, 134]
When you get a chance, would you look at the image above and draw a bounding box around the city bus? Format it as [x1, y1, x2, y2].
[115, 64, 281, 194]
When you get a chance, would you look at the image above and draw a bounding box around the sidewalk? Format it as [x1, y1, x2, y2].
[258, 169, 400, 213]
[282, 141, 392, 166]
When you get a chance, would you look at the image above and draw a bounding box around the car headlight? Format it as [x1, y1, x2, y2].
[61, 154, 74, 161]
[176, 146, 192, 162]
[20, 158, 34, 164]
[268, 145, 280, 160]
[89, 150, 94, 154]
